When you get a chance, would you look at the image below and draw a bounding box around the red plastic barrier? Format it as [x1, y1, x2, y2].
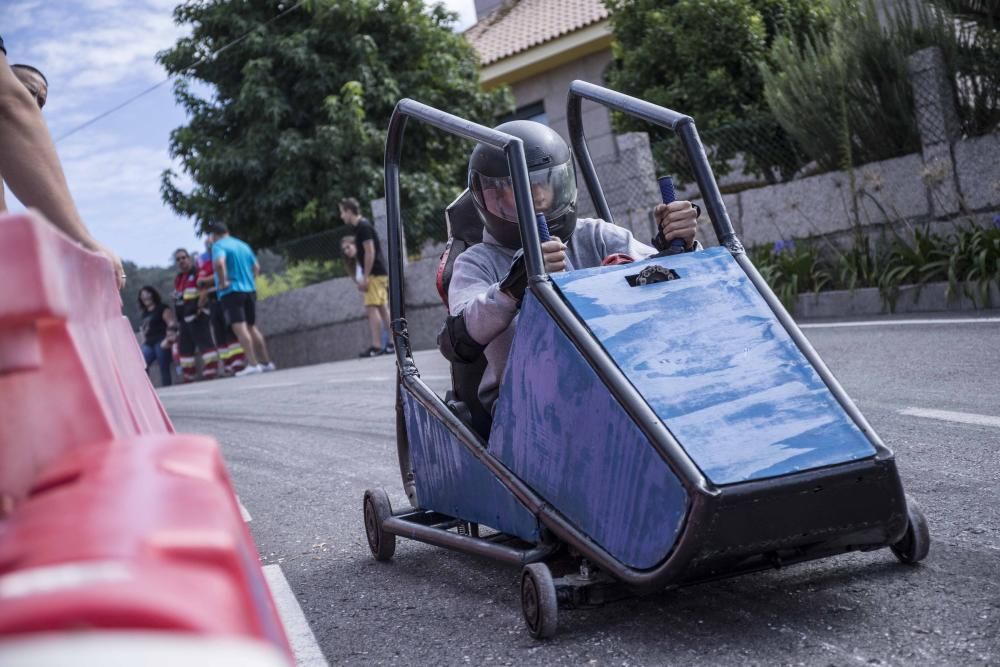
[0, 434, 288, 661]
[0, 213, 172, 506]
[0, 213, 292, 662]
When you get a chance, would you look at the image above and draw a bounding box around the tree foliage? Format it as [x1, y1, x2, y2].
[925, 0, 1000, 135]
[158, 0, 511, 249]
[762, 0, 998, 173]
[603, 0, 833, 183]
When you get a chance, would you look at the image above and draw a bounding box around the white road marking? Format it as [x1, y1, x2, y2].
[238, 497, 252, 523]
[900, 407, 1000, 429]
[327, 374, 449, 384]
[800, 317, 1000, 329]
[327, 376, 389, 383]
[159, 389, 211, 397]
[262, 565, 329, 667]
[240, 382, 301, 390]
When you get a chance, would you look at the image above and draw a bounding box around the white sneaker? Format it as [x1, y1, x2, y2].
[236, 364, 263, 377]
[261, 362, 276, 372]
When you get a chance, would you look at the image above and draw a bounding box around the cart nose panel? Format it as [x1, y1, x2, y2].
[489, 294, 689, 570]
[550, 247, 876, 486]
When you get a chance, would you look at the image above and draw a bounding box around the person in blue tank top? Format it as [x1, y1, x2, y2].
[209, 223, 276, 376]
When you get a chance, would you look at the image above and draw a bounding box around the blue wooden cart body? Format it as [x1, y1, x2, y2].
[403, 247, 877, 568]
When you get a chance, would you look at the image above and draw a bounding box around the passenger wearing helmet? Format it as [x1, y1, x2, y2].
[444, 120, 699, 414]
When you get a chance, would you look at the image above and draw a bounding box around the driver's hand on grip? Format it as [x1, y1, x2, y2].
[542, 236, 567, 273]
[654, 201, 698, 250]
[500, 237, 568, 303]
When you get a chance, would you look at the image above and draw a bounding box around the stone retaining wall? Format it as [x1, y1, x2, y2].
[256, 256, 444, 369]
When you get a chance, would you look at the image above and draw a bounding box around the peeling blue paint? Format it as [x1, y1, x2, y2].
[402, 390, 539, 542]
[551, 247, 877, 485]
[488, 294, 688, 570]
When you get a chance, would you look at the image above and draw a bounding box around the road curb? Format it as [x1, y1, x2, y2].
[793, 280, 998, 319]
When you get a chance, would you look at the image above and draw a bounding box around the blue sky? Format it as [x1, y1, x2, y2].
[2, 0, 477, 267]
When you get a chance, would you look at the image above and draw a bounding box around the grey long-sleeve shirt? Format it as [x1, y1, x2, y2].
[448, 218, 656, 412]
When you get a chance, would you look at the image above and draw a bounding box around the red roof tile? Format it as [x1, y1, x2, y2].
[465, 0, 609, 66]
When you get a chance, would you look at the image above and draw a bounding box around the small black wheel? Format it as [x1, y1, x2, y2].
[521, 563, 558, 639]
[891, 494, 930, 564]
[363, 489, 396, 561]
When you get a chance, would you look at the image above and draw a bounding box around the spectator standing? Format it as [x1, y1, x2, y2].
[342, 234, 390, 350]
[199, 239, 247, 375]
[340, 234, 361, 282]
[339, 197, 393, 358]
[208, 223, 275, 376]
[173, 248, 219, 382]
[137, 286, 176, 387]
[0, 40, 124, 288]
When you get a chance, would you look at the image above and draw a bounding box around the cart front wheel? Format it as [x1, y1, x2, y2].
[363, 488, 396, 561]
[891, 494, 930, 565]
[521, 563, 558, 639]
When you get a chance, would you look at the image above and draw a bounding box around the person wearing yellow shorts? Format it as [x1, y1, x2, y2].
[340, 197, 394, 357]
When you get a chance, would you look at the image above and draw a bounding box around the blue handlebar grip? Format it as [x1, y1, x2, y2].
[658, 175, 675, 204]
[657, 175, 686, 251]
[536, 213, 551, 242]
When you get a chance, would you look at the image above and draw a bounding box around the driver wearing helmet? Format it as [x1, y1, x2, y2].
[443, 120, 699, 414]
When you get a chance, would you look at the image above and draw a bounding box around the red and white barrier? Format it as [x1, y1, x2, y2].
[0, 213, 292, 664]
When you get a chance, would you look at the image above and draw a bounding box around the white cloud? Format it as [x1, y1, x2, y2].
[10, 1, 187, 118]
[2, 1, 202, 265]
[1, 0, 44, 33]
[440, 0, 477, 30]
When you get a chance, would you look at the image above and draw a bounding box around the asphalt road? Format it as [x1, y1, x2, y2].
[160, 314, 1000, 666]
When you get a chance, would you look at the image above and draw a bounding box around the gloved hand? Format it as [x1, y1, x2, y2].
[499, 249, 528, 302]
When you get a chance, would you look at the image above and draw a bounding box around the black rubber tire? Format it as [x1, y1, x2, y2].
[521, 563, 558, 639]
[363, 489, 396, 561]
[891, 494, 930, 564]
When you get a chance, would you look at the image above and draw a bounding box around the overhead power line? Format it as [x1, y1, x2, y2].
[54, 1, 306, 143]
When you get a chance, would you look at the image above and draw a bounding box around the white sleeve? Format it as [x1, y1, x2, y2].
[447, 252, 519, 347]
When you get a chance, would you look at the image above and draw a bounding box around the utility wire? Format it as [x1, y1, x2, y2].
[54, 1, 306, 143]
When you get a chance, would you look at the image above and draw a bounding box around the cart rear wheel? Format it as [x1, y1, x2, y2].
[363, 489, 396, 561]
[891, 494, 930, 564]
[521, 563, 558, 639]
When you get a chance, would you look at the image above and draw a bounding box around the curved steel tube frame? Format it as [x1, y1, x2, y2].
[382, 87, 902, 592]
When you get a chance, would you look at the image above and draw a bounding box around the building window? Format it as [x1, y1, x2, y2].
[498, 100, 547, 126]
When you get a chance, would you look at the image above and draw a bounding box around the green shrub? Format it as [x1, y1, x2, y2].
[928, 0, 1000, 135]
[946, 222, 1000, 306]
[604, 0, 833, 183]
[749, 239, 832, 310]
[257, 258, 347, 300]
[750, 220, 1000, 311]
[762, 0, 964, 171]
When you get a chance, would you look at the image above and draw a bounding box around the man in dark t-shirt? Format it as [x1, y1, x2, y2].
[339, 197, 393, 357]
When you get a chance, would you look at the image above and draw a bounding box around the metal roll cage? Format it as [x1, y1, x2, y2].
[381, 81, 895, 590]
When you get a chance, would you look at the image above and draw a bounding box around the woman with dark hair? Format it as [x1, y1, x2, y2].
[138, 285, 176, 386]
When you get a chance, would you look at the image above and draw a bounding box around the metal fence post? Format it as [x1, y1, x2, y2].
[908, 46, 962, 215]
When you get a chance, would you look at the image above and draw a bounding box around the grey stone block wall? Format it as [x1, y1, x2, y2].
[257, 256, 445, 369]
[954, 134, 1000, 211]
[693, 135, 997, 250]
[740, 170, 854, 245]
[855, 153, 931, 224]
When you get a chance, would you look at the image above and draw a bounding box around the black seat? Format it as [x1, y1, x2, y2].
[436, 190, 492, 440]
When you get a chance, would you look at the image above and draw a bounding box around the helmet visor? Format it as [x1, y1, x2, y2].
[472, 161, 576, 224]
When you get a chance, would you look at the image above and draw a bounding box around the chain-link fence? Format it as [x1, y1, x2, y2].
[258, 39, 995, 299]
[256, 228, 353, 299]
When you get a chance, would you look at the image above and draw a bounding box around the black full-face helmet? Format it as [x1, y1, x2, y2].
[468, 120, 578, 249]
